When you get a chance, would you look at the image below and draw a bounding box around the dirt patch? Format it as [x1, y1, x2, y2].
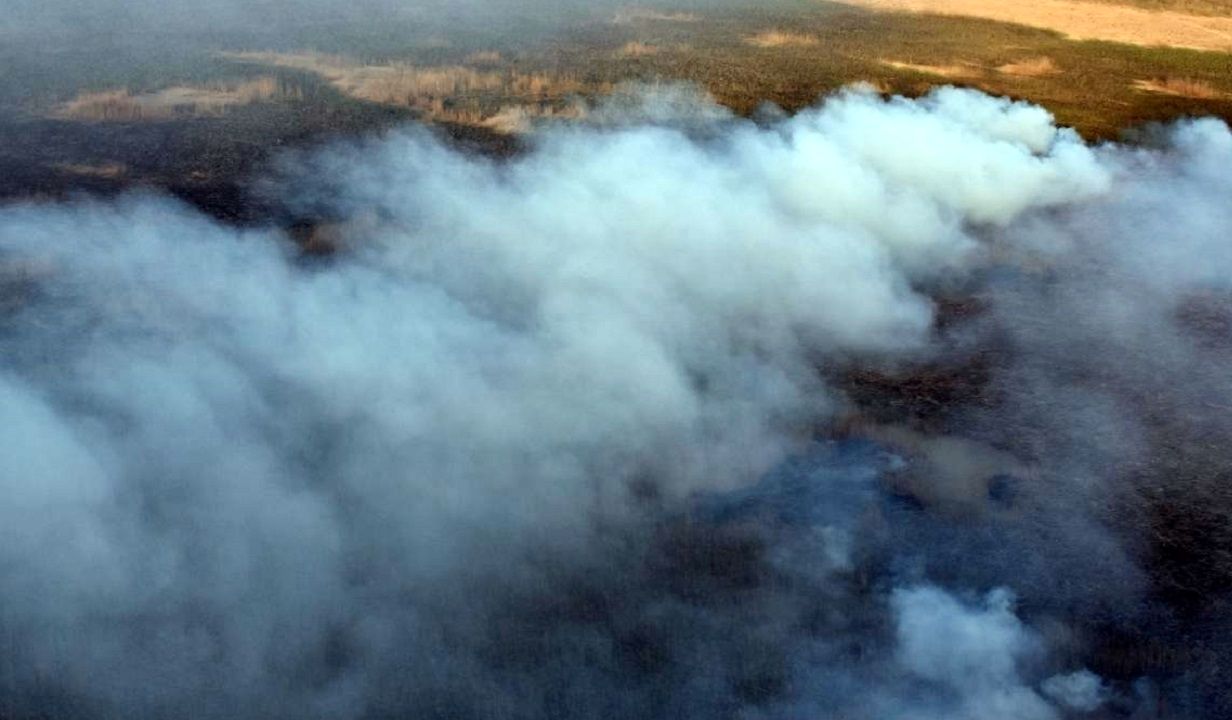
[611, 8, 699, 24]
[1134, 76, 1229, 96]
[882, 59, 982, 78]
[465, 51, 504, 66]
[744, 30, 821, 48]
[55, 78, 289, 122]
[223, 52, 597, 133]
[224, 53, 508, 99]
[832, 0, 1232, 52]
[52, 162, 128, 179]
[997, 56, 1062, 76]
[851, 79, 895, 94]
[618, 41, 662, 57]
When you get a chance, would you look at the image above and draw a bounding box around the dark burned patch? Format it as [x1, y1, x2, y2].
[0, 77, 520, 232]
[1092, 370, 1232, 617]
[839, 354, 999, 433]
[0, 260, 48, 318]
[1081, 618, 1232, 718]
[287, 221, 347, 258]
[1138, 471, 1232, 610]
[932, 293, 991, 331]
[291, 623, 357, 690]
[1175, 290, 1232, 349]
[649, 520, 768, 600]
[614, 623, 673, 675]
[832, 291, 1003, 433]
[446, 526, 787, 713]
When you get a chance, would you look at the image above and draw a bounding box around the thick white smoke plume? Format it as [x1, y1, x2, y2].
[1, 86, 1229, 718]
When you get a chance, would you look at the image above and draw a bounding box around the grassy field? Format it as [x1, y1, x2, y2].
[3, 0, 1232, 216]
[210, 1, 1232, 140]
[834, 0, 1232, 51]
[549, 2, 1232, 139]
[1087, 0, 1232, 14]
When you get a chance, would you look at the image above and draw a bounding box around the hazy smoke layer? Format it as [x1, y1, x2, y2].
[1, 86, 1229, 718]
[1, 0, 717, 42]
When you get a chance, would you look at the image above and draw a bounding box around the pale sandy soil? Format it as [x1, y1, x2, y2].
[997, 56, 1062, 76]
[52, 162, 128, 178]
[55, 78, 288, 121]
[744, 30, 821, 47]
[739, 30, 818, 47]
[618, 41, 662, 57]
[881, 59, 982, 77]
[1134, 76, 1230, 96]
[222, 52, 592, 132]
[831, 0, 1232, 52]
[610, 8, 699, 24]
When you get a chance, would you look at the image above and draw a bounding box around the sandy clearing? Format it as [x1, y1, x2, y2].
[610, 8, 699, 24]
[55, 78, 287, 122]
[222, 52, 594, 133]
[744, 30, 822, 47]
[831, 0, 1232, 52]
[881, 59, 982, 77]
[1134, 76, 1229, 96]
[53, 162, 128, 179]
[997, 56, 1062, 76]
[618, 41, 661, 57]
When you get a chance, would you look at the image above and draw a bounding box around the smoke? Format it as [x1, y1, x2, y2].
[892, 587, 1055, 720]
[1, 85, 1230, 718]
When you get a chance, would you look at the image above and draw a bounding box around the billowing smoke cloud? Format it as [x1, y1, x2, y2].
[1, 85, 1229, 718]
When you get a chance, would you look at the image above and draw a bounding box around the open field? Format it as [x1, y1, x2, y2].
[1087, 0, 1232, 13]
[1135, 75, 1230, 97]
[222, 51, 594, 131]
[55, 77, 297, 122]
[833, 0, 1232, 51]
[207, 1, 1232, 139]
[4, 0, 1232, 217]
